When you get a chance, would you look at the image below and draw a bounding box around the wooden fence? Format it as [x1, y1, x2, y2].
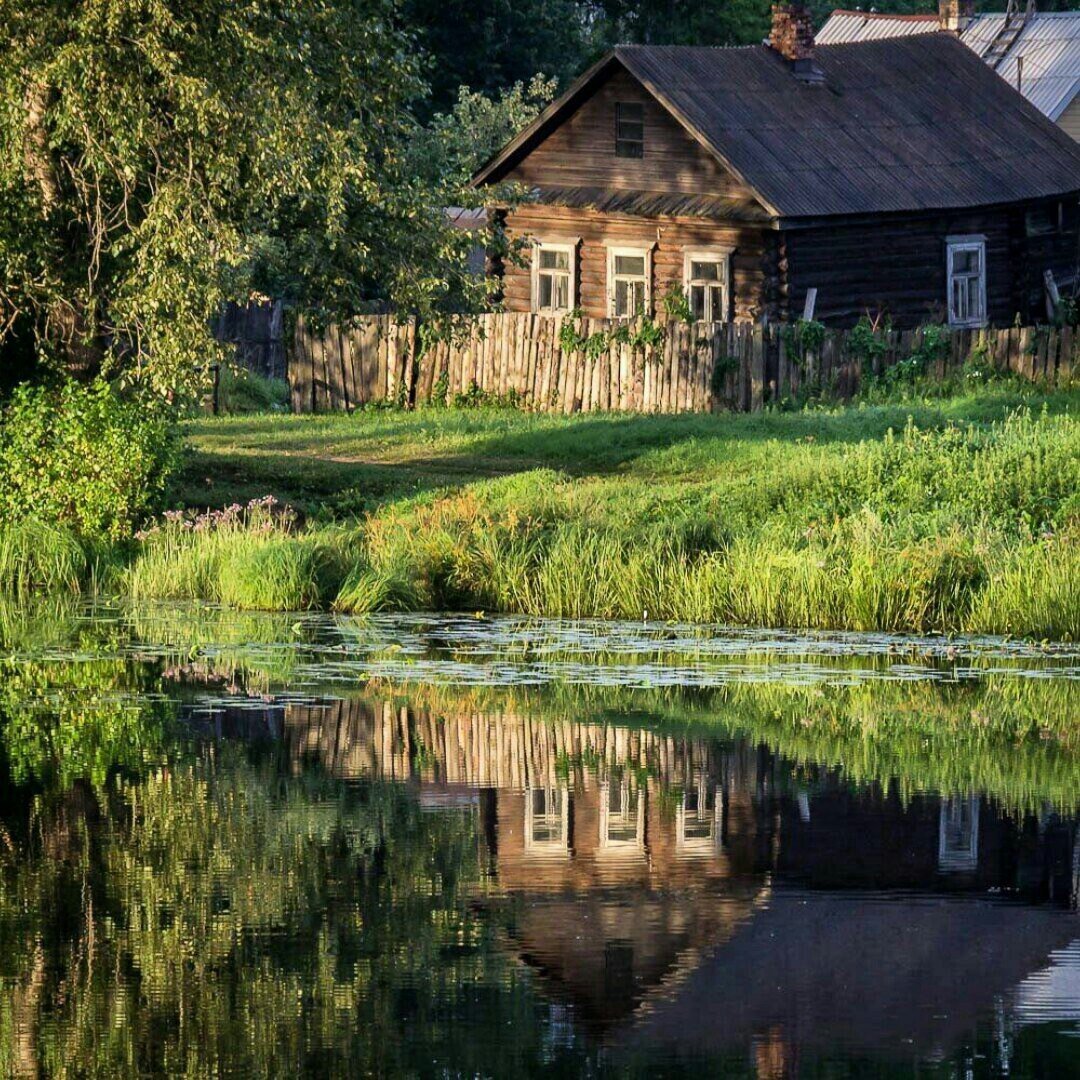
[288, 313, 1077, 414]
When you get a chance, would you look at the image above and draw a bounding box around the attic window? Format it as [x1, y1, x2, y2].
[615, 102, 644, 159]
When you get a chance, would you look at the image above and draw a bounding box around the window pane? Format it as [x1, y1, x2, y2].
[709, 285, 724, 321]
[953, 249, 978, 274]
[538, 274, 553, 309]
[539, 248, 569, 270]
[615, 279, 630, 316]
[965, 277, 981, 318]
[689, 284, 706, 320]
[553, 273, 569, 311]
[614, 254, 645, 276]
[629, 281, 645, 315]
[690, 260, 720, 282]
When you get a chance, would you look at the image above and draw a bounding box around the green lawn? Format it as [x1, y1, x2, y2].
[177, 384, 1080, 522]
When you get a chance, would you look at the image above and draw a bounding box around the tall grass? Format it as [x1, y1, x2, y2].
[126, 499, 347, 611]
[0, 520, 90, 600]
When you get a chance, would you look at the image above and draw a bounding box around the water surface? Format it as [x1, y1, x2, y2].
[1, 605, 1079, 1076]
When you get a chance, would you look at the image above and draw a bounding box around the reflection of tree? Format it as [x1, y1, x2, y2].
[0, 656, 171, 790]
[0, 744, 587, 1075]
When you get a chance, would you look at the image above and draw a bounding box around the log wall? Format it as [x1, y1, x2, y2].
[289, 312, 1077, 414]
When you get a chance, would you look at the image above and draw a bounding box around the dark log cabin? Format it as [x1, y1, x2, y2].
[473, 4, 1080, 329]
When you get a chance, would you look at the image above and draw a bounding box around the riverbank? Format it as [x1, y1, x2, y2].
[5, 385, 1080, 638]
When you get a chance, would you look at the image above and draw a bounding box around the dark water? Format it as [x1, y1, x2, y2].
[2, 605, 1080, 1077]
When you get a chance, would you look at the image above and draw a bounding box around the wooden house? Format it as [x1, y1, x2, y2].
[473, 4, 1080, 328]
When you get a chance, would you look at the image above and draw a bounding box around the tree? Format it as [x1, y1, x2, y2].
[410, 74, 558, 188]
[0, 0, 496, 397]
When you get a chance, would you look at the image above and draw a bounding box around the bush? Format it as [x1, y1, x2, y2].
[0, 379, 178, 542]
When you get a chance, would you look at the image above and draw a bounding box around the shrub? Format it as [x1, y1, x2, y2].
[0, 379, 178, 542]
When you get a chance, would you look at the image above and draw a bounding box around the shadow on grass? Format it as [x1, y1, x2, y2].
[177, 386, 1079, 517]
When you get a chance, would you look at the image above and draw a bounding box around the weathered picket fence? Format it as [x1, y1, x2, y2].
[288, 312, 1077, 414]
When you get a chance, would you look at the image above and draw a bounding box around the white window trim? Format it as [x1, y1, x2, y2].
[606, 245, 653, 318]
[946, 235, 987, 329]
[531, 239, 577, 315]
[683, 249, 732, 323]
[524, 786, 570, 858]
[598, 778, 645, 853]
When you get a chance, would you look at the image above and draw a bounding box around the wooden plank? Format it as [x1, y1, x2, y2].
[750, 326, 765, 412]
[289, 315, 309, 413]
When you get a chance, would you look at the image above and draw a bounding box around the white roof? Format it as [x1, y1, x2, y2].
[817, 10, 941, 44]
[817, 9, 1080, 121]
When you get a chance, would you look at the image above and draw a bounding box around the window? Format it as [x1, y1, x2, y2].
[615, 102, 644, 159]
[683, 251, 731, 323]
[599, 776, 644, 851]
[946, 236, 987, 328]
[524, 786, 570, 856]
[938, 797, 980, 873]
[676, 774, 722, 857]
[608, 247, 651, 317]
[532, 242, 575, 313]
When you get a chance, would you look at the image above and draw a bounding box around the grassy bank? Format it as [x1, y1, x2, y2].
[6, 384, 1080, 638]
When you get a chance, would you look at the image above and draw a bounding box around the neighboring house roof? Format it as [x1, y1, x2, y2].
[816, 9, 942, 43]
[818, 9, 1080, 122]
[963, 13, 1080, 121]
[474, 35, 1080, 220]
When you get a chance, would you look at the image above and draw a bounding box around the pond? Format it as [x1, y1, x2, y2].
[1, 603, 1079, 1076]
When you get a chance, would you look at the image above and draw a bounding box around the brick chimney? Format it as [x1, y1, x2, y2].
[939, 0, 975, 31]
[769, 3, 824, 82]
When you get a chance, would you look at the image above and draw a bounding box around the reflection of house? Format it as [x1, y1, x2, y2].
[235, 692, 1080, 1059]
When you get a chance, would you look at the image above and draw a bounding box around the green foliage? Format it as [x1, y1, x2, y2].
[410, 75, 558, 186]
[782, 318, 827, 366]
[661, 284, 694, 326]
[878, 323, 953, 388]
[0, 379, 177, 543]
[847, 314, 891, 376]
[215, 364, 289, 415]
[0, 0, 494, 398]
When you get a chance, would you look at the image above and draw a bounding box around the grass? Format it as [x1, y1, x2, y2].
[6, 381, 1080, 638]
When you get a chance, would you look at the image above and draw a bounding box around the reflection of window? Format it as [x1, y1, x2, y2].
[599, 777, 644, 850]
[683, 251, 731, 323]
[677, 775, 722, 855]
[938, 796, 980, 873]
[947, 236, 987, 328]
[615, 102, 644, 158]
[608, 248, 651, 318]
[532, 242, 575, 314]
[525, 787, 569, 855]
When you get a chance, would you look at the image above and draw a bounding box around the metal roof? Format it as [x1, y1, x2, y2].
[817, 10, 941, 44]
[818, 9, 1080, 122]
[474, 35, 1080, 220]
[962, 13, 1080, 122]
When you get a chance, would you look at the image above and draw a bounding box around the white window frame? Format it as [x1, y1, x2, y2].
[524, 786, 570, 857]
[531, 240, 576, 315]
[946, 235, 987, 329]
[607, 245, 652, 318]
[676, 775, 722, 857]
[683, 249, 732, 323]
[598, 777, 645, 853]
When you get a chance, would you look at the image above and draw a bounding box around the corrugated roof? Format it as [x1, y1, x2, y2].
[962, 13, 1080, 121]
[819, 9, 1080, 123]
[817, 10, 941, 44]
[526, 186, 772, 222]
[474, 35, 1080, 219]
